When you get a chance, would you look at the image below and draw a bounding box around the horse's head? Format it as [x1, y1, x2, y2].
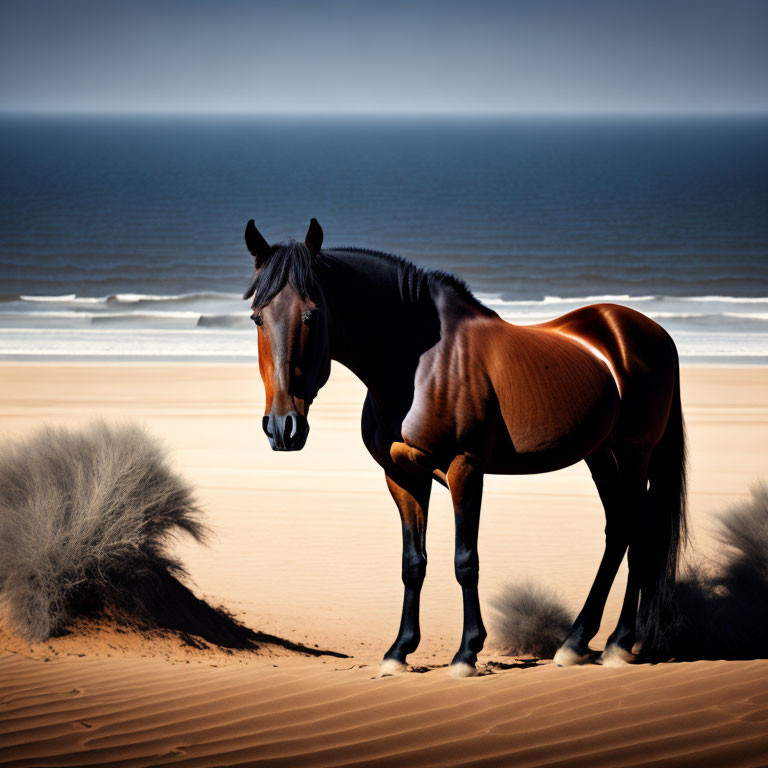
[244, 218, 331, 451]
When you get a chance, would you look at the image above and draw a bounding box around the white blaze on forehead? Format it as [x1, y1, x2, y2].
[555, 331, 623, 397]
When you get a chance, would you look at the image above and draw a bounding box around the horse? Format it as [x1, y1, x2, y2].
[243, 218, 687, 677]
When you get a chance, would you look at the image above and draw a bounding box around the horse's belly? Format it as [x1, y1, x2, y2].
[487, 429, 611, 474]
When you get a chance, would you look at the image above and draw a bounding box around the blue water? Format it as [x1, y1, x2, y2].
[1, 115, 767, 360]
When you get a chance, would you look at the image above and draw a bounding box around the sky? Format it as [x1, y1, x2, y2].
[0, 0, 766, 115]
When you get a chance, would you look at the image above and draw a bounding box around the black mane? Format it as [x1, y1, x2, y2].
[328, 247, 486, 308]
[244, 243, 487, 311]
[243, 241, 318, 308]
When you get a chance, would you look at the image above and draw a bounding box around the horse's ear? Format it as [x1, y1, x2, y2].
[245, 220, 271, 268]
[305, 218, 323, 256]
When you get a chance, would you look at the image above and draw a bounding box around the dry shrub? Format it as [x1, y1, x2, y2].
[0, 422, 207, 641]
[674, 483, 768, 659]
[489, 580, 573, 658]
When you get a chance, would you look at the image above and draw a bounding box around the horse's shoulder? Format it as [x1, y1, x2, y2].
[435, 304, 503, 339]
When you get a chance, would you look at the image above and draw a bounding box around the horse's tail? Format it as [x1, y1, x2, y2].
[638, 349, 688, 655]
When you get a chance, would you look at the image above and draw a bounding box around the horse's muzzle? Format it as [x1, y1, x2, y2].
[262, 411, 309, 451]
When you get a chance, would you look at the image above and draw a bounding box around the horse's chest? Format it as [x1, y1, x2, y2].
[401, 342, 492, 456]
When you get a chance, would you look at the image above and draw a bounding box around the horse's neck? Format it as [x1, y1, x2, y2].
[322, 261, 440, 404]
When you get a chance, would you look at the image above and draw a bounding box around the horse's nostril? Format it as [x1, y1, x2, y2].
[264, 411, 307, 451]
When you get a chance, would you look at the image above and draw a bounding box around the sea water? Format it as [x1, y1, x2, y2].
[1, 115, 766, 361]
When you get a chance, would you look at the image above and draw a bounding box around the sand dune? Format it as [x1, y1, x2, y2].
[2, 654, 768, 767]
[1, 363, 768, 766]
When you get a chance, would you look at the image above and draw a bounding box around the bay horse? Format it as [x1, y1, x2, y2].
[244, 218, 687, 677]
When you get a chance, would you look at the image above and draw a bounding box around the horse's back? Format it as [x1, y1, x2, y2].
[537, 303, 677, 384]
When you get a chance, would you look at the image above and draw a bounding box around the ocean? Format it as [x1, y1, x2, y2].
[1, 115, 766, 361]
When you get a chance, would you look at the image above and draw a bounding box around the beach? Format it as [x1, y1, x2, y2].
[2, 3, 767, 764]
[2, 361, 767, 766]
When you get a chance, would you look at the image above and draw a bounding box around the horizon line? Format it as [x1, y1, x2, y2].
[2, 108, 768, 119]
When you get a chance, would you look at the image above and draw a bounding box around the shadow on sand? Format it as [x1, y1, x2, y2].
[102, 566, 350, 658]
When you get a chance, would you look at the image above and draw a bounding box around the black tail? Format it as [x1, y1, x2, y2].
[638, 353, 688, 654]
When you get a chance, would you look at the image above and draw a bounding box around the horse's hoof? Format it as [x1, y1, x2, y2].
[379, 659, 408, 676]
[600, 644, 637, 667]
[449, 662, 477, 678]
[554, 645, 591, 667]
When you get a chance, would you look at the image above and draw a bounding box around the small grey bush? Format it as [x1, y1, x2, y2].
[489, 580, 573, 658]
[717, 482, 768, 586]
[0, 422, 207, 642]
[674, 483, 768, 659]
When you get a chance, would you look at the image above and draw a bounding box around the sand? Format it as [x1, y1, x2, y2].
[1, 362, 768, 766]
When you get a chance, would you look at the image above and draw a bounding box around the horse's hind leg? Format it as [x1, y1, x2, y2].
[555, 446, 629, 666]
[380, 471, 431, 675]
[600, 549, 641, 666]
[600, 450, 654, 665]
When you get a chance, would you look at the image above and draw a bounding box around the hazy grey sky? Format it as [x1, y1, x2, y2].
[1, 0, 766, 114]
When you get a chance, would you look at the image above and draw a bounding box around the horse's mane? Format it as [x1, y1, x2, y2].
[243, 241, 318, 307]
[244, 242, 486, 311]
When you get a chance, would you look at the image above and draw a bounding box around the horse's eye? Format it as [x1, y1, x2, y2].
[302, 309, 317, 325]
[251, 312, 263, 327]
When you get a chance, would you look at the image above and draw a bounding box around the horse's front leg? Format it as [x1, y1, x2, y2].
[380, 471, 431, 675]
[447, 455, 487, 678]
